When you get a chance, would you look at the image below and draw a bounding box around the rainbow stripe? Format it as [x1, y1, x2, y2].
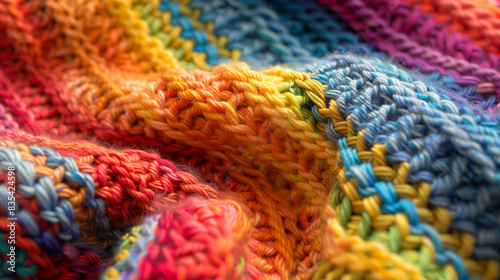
[0, 0, 499, 279]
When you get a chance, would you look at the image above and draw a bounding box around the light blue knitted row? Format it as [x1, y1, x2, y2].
[313, 0, 495, 111]
[157, 0, 226, 66]
[260, 0, 484, 110]
[186, 0, 315, 65]
[306, 54, 500, 279]
[155, 0, 482, 112]
[27, 146, 120, 241]
[154, 0, 490, 114]
[262, 0, 376, 57]
[0, 146, 119, 277]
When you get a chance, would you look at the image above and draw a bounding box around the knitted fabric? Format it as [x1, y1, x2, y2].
[0, 1, 499, 280]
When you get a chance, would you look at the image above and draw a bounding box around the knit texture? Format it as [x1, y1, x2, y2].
[0, 1, 499, 280]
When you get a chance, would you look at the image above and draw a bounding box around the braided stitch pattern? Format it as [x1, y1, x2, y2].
[305, 54, 500, 280]
[131, 0, 223, 70]
[264, 0, 377, 58]
[0, 124, 324, 279]
[365, 1, 499, 108]
[2, 2, 342, 275]
[0, 144, 111, 279]
[257, 0, 490, 114]
[160, 0, 244, 61]
[184, 0, 315, 66]
[0, 128, 236, 278]
[1, 0, 500, 279]
[0, 129, 220, 229]
[318, 0, 500, 109]
[351, 0, 500, 109]
[257, 0, 487, 112]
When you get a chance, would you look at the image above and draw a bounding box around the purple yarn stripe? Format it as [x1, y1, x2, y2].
[318, 0, 500, 111]
[365, 0, 500, 70]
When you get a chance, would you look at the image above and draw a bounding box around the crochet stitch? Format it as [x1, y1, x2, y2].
[0, 0, 499, 280]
